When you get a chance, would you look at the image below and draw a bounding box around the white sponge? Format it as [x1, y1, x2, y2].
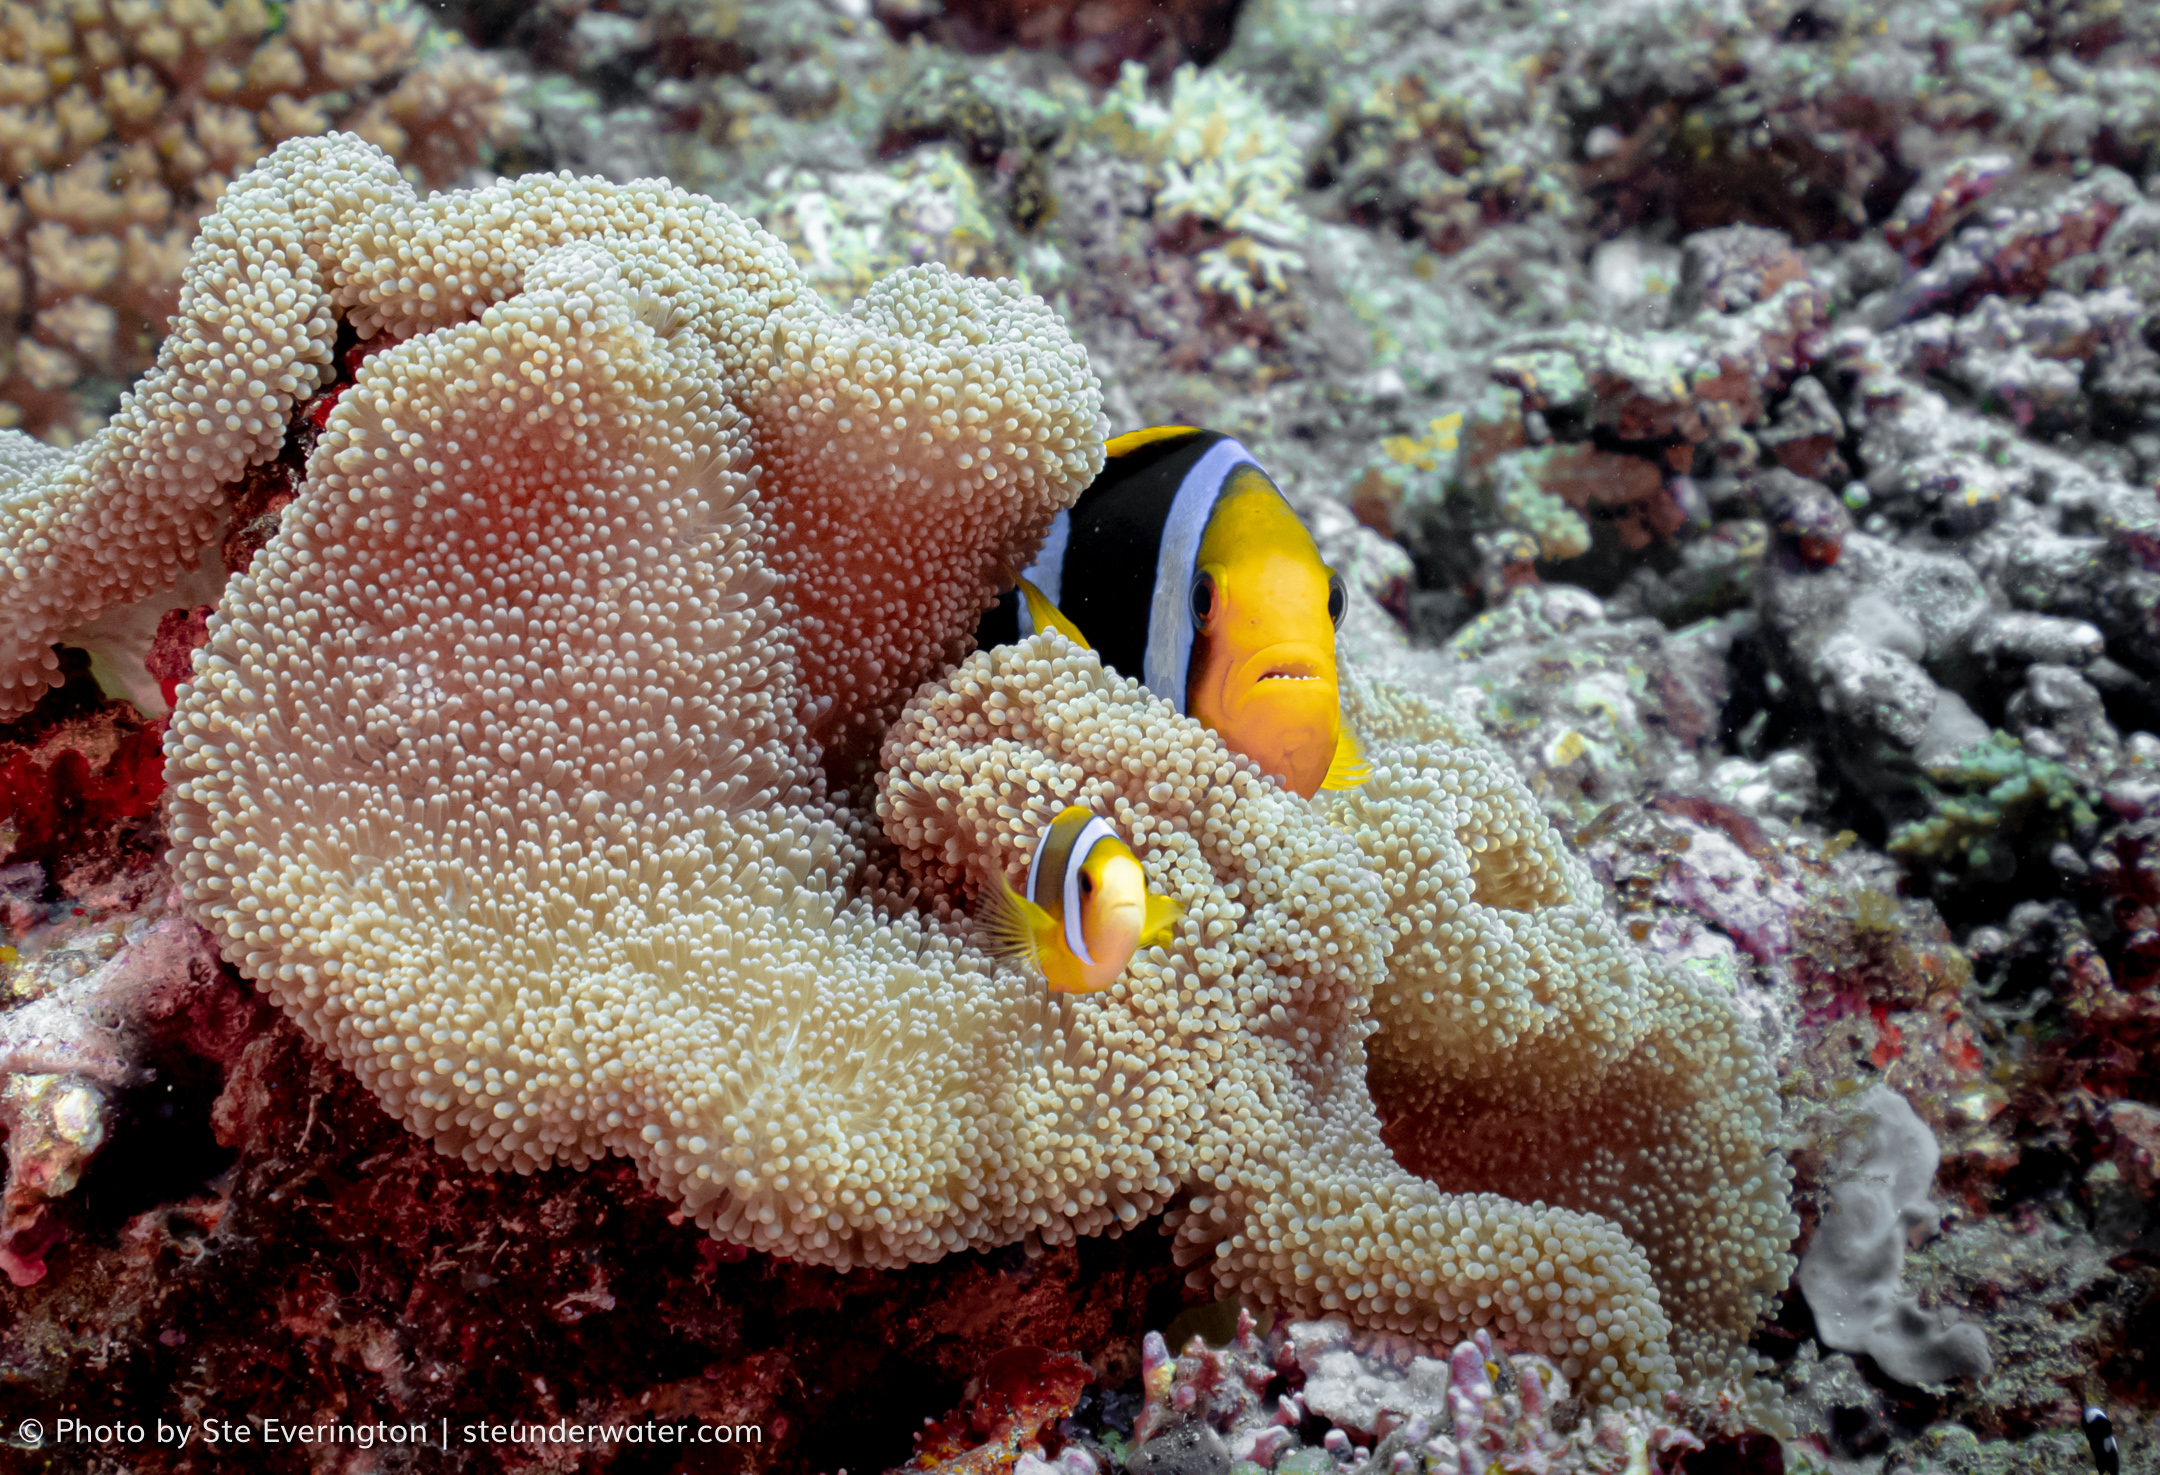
[1797, 1086, 1993, 1387]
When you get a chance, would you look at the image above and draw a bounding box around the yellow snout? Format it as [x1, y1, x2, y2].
[1070, 850, 1149, 992]
[1209, 640, 1341, 798]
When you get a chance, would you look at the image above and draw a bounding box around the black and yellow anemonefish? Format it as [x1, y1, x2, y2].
[982, 805, 1183, 995]
[981, 426, 1369, 799]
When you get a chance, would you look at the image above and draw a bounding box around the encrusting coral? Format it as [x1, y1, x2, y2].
[0, 0, 511, 444]
[0, 134, 1793, 1410]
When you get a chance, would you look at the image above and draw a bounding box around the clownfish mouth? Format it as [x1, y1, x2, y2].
[1213, 642, 1339, 723]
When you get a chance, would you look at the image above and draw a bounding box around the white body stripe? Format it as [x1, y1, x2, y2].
[1015, 510, 1072, 636]
[1143, 437, 1255, 712]
[1058, 816, 1120, 965]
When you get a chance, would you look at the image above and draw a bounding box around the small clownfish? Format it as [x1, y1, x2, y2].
[982, 427, 1370, 799]
[982, 805, 1183, 994]
[2084, 1406, 2118, 1475]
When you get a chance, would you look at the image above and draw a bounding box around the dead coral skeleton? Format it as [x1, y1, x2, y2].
[1105, 1309, 1709, 1473]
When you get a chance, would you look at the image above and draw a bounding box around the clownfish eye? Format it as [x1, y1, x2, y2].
[1079, 870, 1094, 895]
[1327, 572, 1346, 628]
[1190, 572, 1216, 630]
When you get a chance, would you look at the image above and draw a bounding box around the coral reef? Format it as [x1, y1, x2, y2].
[1357, 224, 1829, 594]
[1573, 0, 2160, 245]
[6, 0, 2160, 1466]
[0, 916, 225, 1286]
[925, 0, 1242, 83]
[1051, 1310, 1716, 1473]
[1094, 61, 1308, 309]
[0, 0, 511, 444]
[0, 133, 1799, 1435]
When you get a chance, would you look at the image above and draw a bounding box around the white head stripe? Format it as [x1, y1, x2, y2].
[1015, 510, 1072, 638]
[1024, 814, 1051, 903]
[1143, 438, 1256, 711]
[1059, 816, 1121, 965]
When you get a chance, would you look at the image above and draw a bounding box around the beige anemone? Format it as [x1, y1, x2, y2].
[1325, 675, 1797, 1385]
[880, 638, 1695, 1404]
[3, 136, 1794, 1408]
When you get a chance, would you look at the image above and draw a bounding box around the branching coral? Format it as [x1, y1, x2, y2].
[0, 0, 511, 443]
[1096, 61, 1307, 309]
[742, 150, 1011, 309]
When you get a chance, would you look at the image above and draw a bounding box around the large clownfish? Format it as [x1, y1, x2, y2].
[983, 806, 1183, 995]
[981, 426, 1369, 799]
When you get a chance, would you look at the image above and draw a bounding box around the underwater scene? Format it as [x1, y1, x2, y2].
[0, 0, 2157, 1470]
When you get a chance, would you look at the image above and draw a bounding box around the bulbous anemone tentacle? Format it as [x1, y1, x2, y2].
[161, 139, 1120, 1272]
[124, 135, 1790, 1411]
[878, 636, 1680, 1406]
[1170, 1021, 1682, 1403]
[1323, 674, 1800, 1385]
[165, 243, 1168, 1268]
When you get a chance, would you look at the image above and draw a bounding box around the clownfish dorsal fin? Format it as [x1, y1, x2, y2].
[1318, 722, 1372, 791]
[1013, 574, 1092, 651]
[1105, 425, 1204, 458]
[980, 874, 1059, 975]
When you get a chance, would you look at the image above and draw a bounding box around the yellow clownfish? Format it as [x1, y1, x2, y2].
[981, 805, 1183, 994]
[983, 426, 1369, 799]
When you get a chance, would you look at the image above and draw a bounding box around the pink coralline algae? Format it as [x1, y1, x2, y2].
[0, 917, 235, 1285]
[1884, 170, 2145, 324]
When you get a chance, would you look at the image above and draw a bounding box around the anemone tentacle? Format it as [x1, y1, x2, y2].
[0, 136, 1793, 1408]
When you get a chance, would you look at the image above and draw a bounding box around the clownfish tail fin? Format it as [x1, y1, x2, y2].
[1318, 723, 1372, 791]
[1140, 893, 1184, 948]
[980, 874, 1058, 975]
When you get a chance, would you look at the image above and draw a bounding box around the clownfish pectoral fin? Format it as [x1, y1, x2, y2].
[980, 875, 1060, 976]
[1318, 723, 1372, 791]
[1139, 893, 1184, 948]
[1014, 575, 1093, 651]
